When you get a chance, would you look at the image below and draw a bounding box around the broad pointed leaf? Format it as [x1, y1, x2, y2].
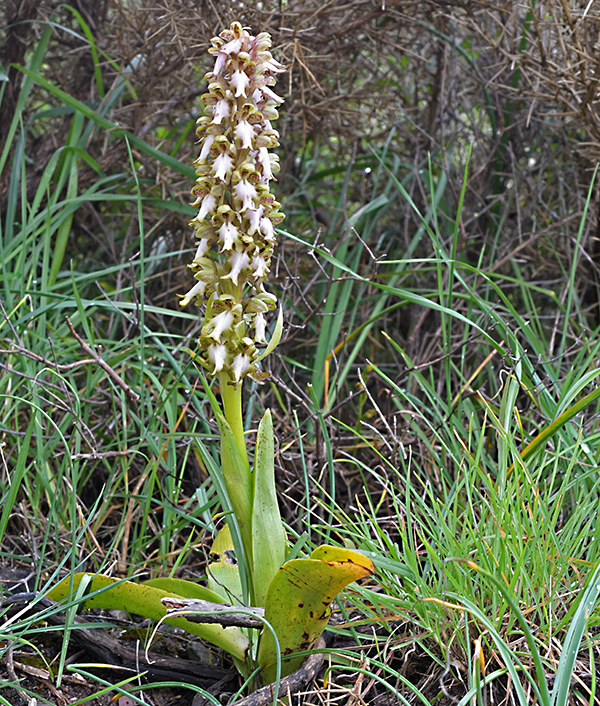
[258, 546, 374, 682]
[47, 573, 249, 662]
[216, 412, 253, 556]
[142, 577, 226, 603]
[207, 523, 244, 603]
[252, 409, 286, 606]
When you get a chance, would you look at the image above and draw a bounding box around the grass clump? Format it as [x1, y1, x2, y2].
[287, 170, 600, 704]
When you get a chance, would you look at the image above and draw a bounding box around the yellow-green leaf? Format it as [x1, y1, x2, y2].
[217, 411, 253, 556]
[207, 524, 244, 603]
[142, 577, 225, 604]
[258, 546, 374, 682]
[310, 545, 375, 568]
[47, 573, 249, 662]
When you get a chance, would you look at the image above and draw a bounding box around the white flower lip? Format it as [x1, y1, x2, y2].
[219, 221, 238, 250]
[246, 205, 264, 234]
[235, 120, 255, 148]
[221, 37, 242, 55]
[194, 239, 211, 261]
[213, 52, 227, 76]
[232, 353, 250, 382]
[198, 193, 216, 220]
[254, 312, 267, 343]
[180, 280, 206, 306]
[225, 250, 250, 286]
[213, 153, 233, 181]
[251, 254, 268, 278]
[234, 178, 257, 211]
[264, 58, 285, 74]
[261, 85, 284, 104]
[231, 70, 250, 97]
[199, 134, 215, 162]
[212, 99, 230, 124]
[259, 216, 275, 241]
[257, 147, 273, 180]
[208, 343, 227, 373]
[208, 309, 234, 341]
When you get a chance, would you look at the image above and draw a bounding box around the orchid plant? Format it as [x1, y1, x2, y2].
[49, 22, 373, 689]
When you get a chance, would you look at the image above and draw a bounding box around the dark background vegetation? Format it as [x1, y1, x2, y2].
[3, 0, 599, 313]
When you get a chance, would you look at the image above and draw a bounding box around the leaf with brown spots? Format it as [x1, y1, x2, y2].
[258, 546, 374, 683]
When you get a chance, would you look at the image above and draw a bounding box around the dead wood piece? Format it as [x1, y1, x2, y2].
[162, 596, 265, 629]
[229, 637, 326, 706]
[7, 594, 232, 688]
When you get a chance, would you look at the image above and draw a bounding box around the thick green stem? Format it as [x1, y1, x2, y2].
[217, 374, 254, 602]
[219, 374, 250, 472]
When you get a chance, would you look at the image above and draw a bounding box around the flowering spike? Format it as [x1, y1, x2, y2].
[181, 22, 285, 385]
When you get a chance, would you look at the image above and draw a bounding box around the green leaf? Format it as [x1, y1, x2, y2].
[0, 418, 34, 544]
[142, 577, 226, 604]
[551, 561, 600, 706]
[207, 523, 244, 603]
[47, 573, 249, 662]
[14, 64, 195, 180]
[252, 409, 286, 606]
[258, 546, 374, 682]
[216, 411, 253, 557]
[0, 26, 52, 179]
[518, 383, 600, 468]
[457, 559, 550, 704]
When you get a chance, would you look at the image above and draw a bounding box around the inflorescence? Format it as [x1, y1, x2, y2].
[181, 22, 285, 385]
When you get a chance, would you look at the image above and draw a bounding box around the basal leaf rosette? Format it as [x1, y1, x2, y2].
[181, 22, 285, 385]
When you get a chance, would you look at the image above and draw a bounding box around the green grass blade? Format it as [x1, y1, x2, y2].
[551, 562, 600, 706]
[518, 384, 600, 467]
[15, 64, 195, 179]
